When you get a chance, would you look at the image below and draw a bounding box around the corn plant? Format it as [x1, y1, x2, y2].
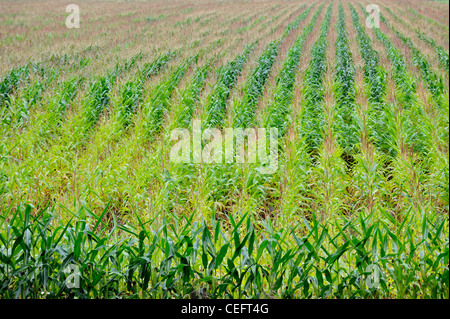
[416, 31, 449, 73]
[0, 64, 31, 108]
[233, 3, 315, 129]
[164, 6, 313, 216]
[82, 76, 114, 130]
[118, 52, 175, 128]
[298, 4, 333, 151]
[350, 5, 394, 158]
[382, 5, 449, 74]
[266, 4, 325, 137]
[233, 41, 280, 129]
[378, 9, 448, 162]
[281, 4, 313, 39]
[144, 54, 198, 136]
[356, 5, 430, 159]
[203, 43, 255, 129]
[350, 5, 385, 105]
[0, 204, 448, 299]
[173, 61, 212, 129]
[1, 0, 448, 301]
[141, 51, 175, 80]
[16, 80, 45, 124]
[82, 54, 147, 132]
[50, 78, 82, 117]
[253, 4, 326, 213]
[407, 8, 449, 32]
[379, 10, 445, 101]
[333, 3, 358, 156]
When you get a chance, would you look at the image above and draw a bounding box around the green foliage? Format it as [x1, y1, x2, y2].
[0, 205, 447, 299]
[83, 53, 146, 131]
[266, 4, 326, 139]
[0, 65, 31, 107]
[144, 54, 197, 136]
[384, 5, 448, 73]
[380, 9, 445, 100]
[52, 78, 81, 116]
[281, 4, 314, 39]
[350, 5, 385, 105]
[359, 6, 431, 157]
[333, 3, 359, 156]
[234, 5, 317, 130]
[297, 4, 332, 150]
[408, 8, 449, 32]
[233, 41, 280, 129]
[416, 31, 449, 73]
[1, 1, 448, 301]
[174, 62, 211, 129]
[119, 52, 174, 127]
[350, 5, 395, 158]
[83, 76, 114, 129]
[203, 43, 255, 129]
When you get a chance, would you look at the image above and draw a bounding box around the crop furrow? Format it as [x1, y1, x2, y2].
[173, 62, 212, 129]
[349, 4, 394, 158]
[233, 4, 316, 129]
[382, 4, 449, 72]
[143, 54, 198, 136]
[332, 3, 358, 156]
[358, 6, 430, 157]
[416, 31, 449, 73]
[118, 52, 175, 128]
[82, 54, 149, 132]
[297, 4, 333, 150]
[265, 4, 326, 137]
[203, 43, 255, 129]
[379, 9, 445, 101]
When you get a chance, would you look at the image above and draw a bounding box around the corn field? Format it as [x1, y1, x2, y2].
[0, 0, 448, 299]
